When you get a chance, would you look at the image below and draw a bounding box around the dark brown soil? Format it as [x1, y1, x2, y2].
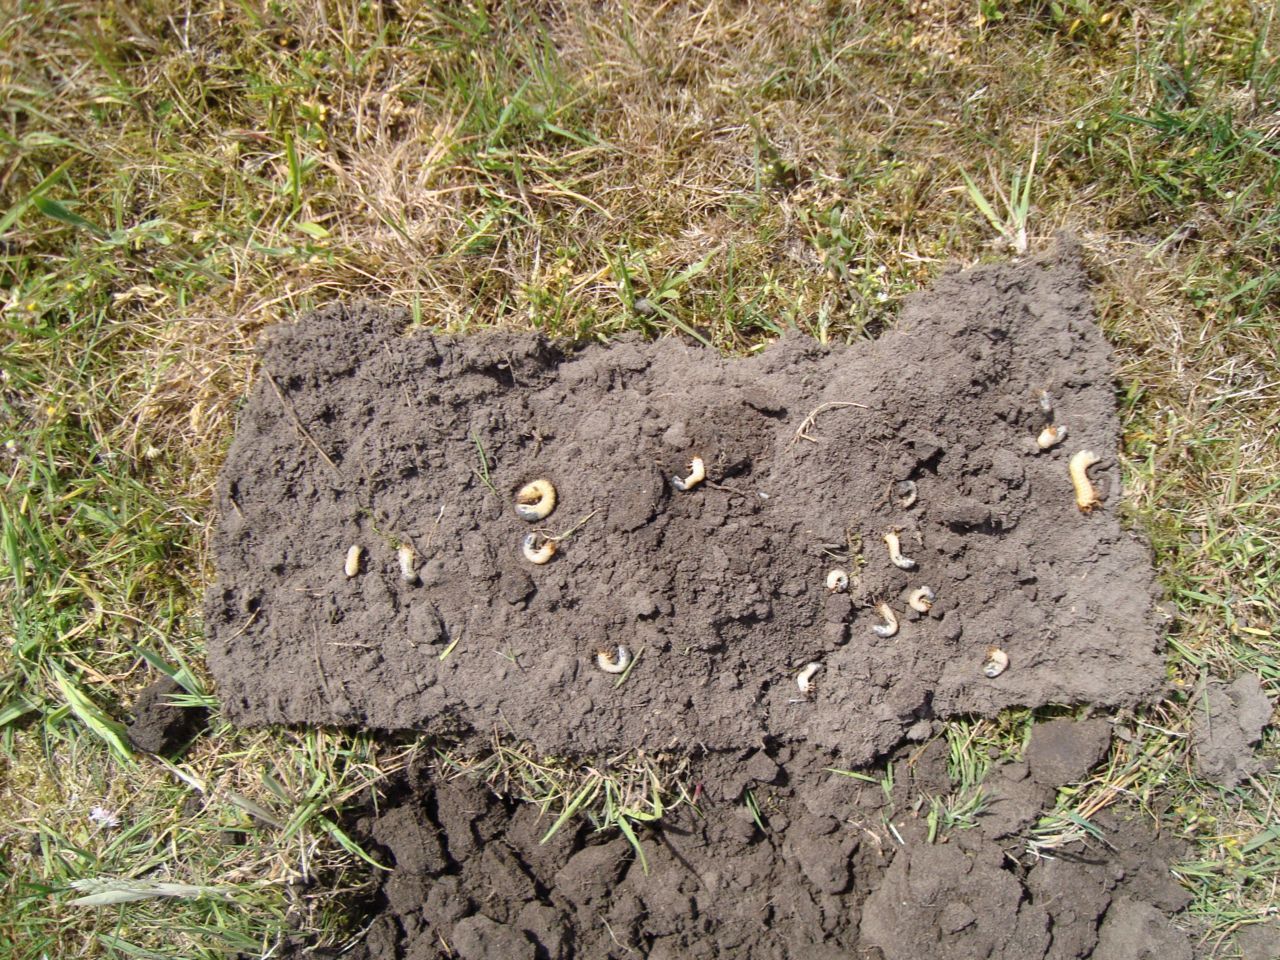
[205, 241, 1165, 763]
[208, 241, 1200, 959]
[125, 675, 206, 756]
[332, 731, 1197, 960]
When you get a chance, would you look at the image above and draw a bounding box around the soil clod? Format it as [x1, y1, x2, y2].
[126, 676, 205, 756]
[1192, 673, 1274, 788]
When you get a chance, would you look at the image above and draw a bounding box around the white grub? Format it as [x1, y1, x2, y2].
[908, 586, 936, 613]
[894, 480, 918, 509]
[883, 530, 916, 570]
[397, 543, 419, 583]
[596, 644, 632, 674]
[1039, 389, 1054, 415]
[983, 646, 1010, 678]
[1037, 424, 1068, 451]
[344, 544, 363, 578]
[826, 568, 850, 593]
[1068, 449, 1103, 513]
[515, 479, 557, 522]
[797, 662, 823, 696]
[521, 533, 558, 565]
[672, 456, 706, 492]
[871, 602, 899, 638]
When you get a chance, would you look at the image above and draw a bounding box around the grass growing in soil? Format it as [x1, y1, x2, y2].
[435, 739, 691, 874]
[1, 0, 1277, 955]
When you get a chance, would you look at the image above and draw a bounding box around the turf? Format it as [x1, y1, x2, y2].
[0, 0, 1276, 956]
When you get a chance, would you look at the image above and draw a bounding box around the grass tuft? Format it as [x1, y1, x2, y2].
[435, 737, 689, 874]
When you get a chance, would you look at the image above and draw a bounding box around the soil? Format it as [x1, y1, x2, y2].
[205, 240, 1166, 763]
[207, 241, 1213, 958]
[1191, 674, 1274, 788]
[125, 675, 206, 756]
[1234, 920, 1280, 960]
[326, 733, 1199, 960]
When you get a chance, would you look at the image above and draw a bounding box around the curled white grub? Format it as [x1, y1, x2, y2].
[983, 646, 1010, 678]
[1068, 450, 1102, 513]
[522, 533, 558, 565]
[797, 662, 823, 696]
[883, 530, 916, 570]
[672, 456, 706, 492]
[344, 545, 363, 578]
[894, 480, 918, 509]
[908, 586, 936, 613]
[398, 543, 419, 583]
[871, 602, 899, 638]
[515, 479, 557, 521]
[1037, 424, 1068, 451]
[826, 569, 849, 593]
[596, 645, 632, 674]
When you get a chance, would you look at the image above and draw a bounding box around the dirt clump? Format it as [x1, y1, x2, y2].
[860, 839, 1054, 959]
[1093, 899, 1194, 960]
[125, 675, 206, 756]
[973, 716, 1112, 841]
[205, 241, 1166, 763]
[1025, 717, 1112, 786]
[1233, 920, 1280, 960]
[1191, 674, 1274, 787]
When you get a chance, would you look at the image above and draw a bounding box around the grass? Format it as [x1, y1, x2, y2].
[435, 738, 691, 874]
[961, 135, 1041, 255]
[0, 0, 1276, 955]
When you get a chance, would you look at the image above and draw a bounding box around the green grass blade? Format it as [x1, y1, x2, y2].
[0, 156, 76, 236]
[1018, 139, 1039, 217]
[744, 788, 764, 831]
[615, 816, 648, 874]
[51, 668, 133, 765]
[31, 196, 108, 238]
[541, 777, 600, 843]
[284, 130, 302, 213]
[960, 171, 1003, 232]
[0, 697, 36, 728]
[316, 816, 392, 870]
